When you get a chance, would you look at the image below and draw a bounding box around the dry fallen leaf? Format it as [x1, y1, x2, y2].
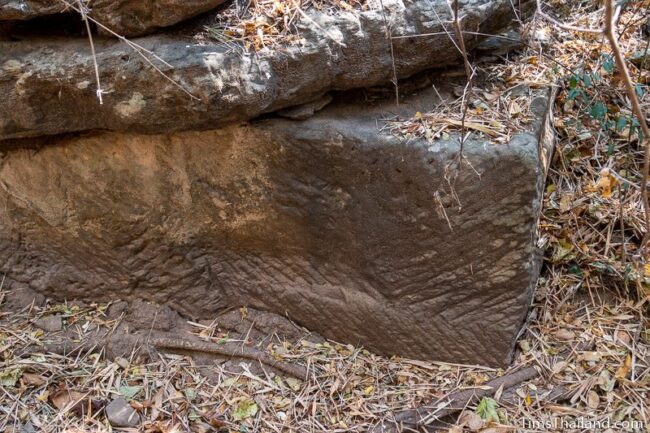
[552, 361, 568, 374]
[443, 118, 503, 137]
[587, 390, 599, 409]
[580, 352, 601, 363]
[615, 354, 632, 379]
[21, 372, 45, 387]
[596, 167, 618, 198]
[554, 329, 575, 341]
[50, 388, 85, 411]
[614, 330, 631, 346]
[47, 387, 103, 418]
[458, 410, 484, 431]
[525, 393, 533, 406]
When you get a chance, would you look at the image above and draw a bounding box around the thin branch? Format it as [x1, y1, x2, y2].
[451, 0, 472, 81]
[604, 0, 650, 247]
[58, 0, 199, 101]
[449, 0, 475, 160]
[536, 0, 601, 34]
[379, 0, 399, 105]
[76, 0, 103, 104]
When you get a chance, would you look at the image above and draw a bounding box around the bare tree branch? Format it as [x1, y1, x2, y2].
[603, 0, 650, 247]
[536, 0, 601, 34]
[449, 0, 476, 160]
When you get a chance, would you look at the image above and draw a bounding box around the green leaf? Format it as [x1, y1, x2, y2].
[602, 54, 614, 74]
[636, 83, 645, 99]
[476, 397, 499, 422]
[567, 88, 581, 100]
[607, 141, 615, 156]
[0, 368, 24, 387]
[118, 385, 143, 399]
[233, 399, 258, 421]
[589, 102, 607, 121]
[185, 388, 196, 401]
[569, 264, 583, 276]
[616, 116, 628, 131]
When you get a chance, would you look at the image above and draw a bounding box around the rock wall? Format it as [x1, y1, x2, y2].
[0, 0, 532, 139]
[0, 0, 548, 367]
[0, 85, 553, 366]
[1, 0, 228, 36]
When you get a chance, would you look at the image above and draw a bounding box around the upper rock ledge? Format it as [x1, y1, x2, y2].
[0, 0, 228, 37]
[0, 0, 531, 140]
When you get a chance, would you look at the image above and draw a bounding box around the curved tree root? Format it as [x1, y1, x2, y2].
[149, 336, 309, 379]
[20, 333, 309, 380]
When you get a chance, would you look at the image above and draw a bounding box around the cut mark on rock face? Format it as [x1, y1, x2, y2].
[115, 92, 146, 118]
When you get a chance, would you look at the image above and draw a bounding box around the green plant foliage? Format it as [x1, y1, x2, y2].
[476, 397, 499, 422]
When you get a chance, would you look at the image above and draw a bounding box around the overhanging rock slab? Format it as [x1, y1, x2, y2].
[0, 0, 532, 139]
[0, 0, 228, 36]
[0, 86, 553, 367]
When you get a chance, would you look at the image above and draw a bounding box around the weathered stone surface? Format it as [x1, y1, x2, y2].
[0, 84, 553, 367]
[0, 0, 532, 140]
[0, 0, 63, 20]
[33, 314, 63, 332]
[106, 398, 140, 427]
[0, 0, 227, 36]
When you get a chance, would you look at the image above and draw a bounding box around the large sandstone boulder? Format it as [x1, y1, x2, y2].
[0, 0, 547, 367]
[0, 0, 227, 36]
[0, 0, 532, 140]
[0, 84, 553, 367]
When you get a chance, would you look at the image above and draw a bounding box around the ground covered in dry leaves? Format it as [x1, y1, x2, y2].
[2, 0, 650, 432]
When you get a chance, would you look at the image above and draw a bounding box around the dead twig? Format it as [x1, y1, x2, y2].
[535, 0, 601, 34]
[76, 0, 103, 104]
[58, 0, 199, 101]
[379, 0, 399, 105]
[449, 0, 475, 162]
[603, 0, 650, 247]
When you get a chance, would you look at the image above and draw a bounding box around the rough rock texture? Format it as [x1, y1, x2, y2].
[0, 0, 63, 20]
[0, 83, 553, 367]
[0, 0, 227, 36]
[33, 314, 63, 332]
[105, 398, 140, 427]
[0, 0, 532, 140]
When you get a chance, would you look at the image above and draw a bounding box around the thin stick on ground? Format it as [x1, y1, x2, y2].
[603, 0, 650, 248]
